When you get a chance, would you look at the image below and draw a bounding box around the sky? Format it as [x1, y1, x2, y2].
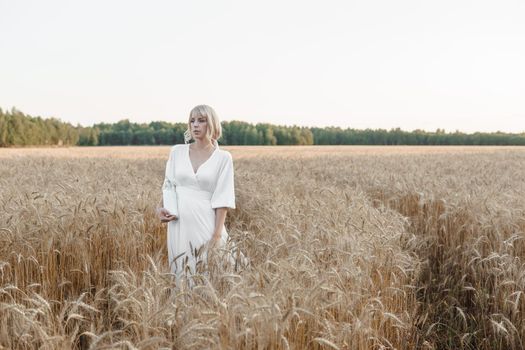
[1, 0, 524, 133]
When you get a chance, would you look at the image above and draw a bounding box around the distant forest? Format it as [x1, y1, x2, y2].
[1, 107, 525, 147]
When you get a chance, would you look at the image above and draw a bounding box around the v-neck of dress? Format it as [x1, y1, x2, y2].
[187, 143, 218, 176]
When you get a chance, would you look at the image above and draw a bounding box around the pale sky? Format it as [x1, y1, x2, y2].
[1, 0, 524, 133]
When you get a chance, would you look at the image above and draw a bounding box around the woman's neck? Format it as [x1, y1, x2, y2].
[192, 138, 214, 150]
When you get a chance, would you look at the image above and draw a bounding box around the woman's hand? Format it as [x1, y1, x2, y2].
[208, 233, 222, 249]
[156, 207, 178, 223]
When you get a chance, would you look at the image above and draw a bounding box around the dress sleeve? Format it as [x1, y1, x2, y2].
[211, 152, 236, 209]
[162, 146, 176, 190]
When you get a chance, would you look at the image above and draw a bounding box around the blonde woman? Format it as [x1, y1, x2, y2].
[156, 105, 236, 280]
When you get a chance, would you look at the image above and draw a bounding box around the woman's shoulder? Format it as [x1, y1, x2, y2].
[171, 144, 187, 152]
[217, 148, 233, 161]
[167, 144, 186, 158]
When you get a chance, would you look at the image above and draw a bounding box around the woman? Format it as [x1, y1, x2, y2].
[156, 105, 236, 281]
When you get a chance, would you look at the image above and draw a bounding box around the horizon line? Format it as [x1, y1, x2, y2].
[2, 106, 524, 135]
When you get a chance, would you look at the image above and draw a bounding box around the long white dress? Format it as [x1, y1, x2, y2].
[162, 141, 236, 280]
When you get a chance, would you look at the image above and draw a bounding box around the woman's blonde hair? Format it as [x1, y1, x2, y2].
[184, 105, 222, 144]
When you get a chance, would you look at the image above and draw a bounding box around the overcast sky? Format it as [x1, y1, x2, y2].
[1, 0, 524, 133]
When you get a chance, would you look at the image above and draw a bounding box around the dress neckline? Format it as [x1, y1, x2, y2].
[187, 142, 218, 176]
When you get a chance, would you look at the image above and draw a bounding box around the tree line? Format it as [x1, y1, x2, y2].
[1, 107, 525, 147]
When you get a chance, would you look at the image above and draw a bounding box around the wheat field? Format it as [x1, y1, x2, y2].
[0, 145, 524, 349]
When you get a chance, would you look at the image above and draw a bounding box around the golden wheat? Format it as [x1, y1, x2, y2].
[0, 146, 524, 349]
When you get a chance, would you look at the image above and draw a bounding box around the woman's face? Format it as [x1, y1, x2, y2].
[190, 114, 209, 141]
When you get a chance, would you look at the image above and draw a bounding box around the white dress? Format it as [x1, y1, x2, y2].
[162, 141, 236, 280]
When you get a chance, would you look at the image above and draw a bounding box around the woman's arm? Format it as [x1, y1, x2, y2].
[157, 193, 177, 222]
[212, 208, 228, 240]
[157, 146, 178, 222]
